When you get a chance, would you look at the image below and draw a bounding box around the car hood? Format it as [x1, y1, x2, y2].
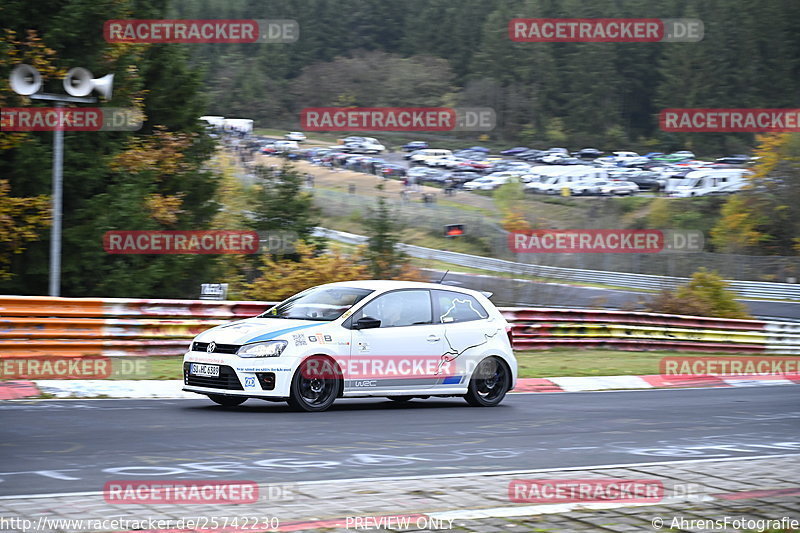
[195, 317, 323, 345]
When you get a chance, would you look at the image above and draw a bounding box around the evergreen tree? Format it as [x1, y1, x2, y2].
[1, 0, 218, 297]
[248, 161, 320, 247]
[364, 186, 408, 278]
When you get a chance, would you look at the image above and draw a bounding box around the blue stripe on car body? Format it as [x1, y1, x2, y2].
[244, 323, 318, 344]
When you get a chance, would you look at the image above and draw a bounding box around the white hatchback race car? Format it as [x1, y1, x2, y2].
[183, 280, 517, 411]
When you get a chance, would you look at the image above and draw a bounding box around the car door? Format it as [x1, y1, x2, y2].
[432, 289, 502, 386]
[346, 289, 446, 394]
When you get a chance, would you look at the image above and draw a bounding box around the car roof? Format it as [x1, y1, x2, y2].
[318, 280, 485, 295]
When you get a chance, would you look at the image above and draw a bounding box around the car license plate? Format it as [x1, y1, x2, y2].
[190, 363, 219, 377]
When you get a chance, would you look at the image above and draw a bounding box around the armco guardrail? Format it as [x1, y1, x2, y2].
[1, 295, 799, 357]
[502, 308, 800, 354]
[313, 227, 800, 301]
[0, 296, 274, 357]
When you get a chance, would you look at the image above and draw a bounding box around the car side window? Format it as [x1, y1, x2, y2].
[433, 290, 489, 324]
[357, 290, 432, 328]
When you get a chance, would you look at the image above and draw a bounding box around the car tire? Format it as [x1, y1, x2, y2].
[287, 356, 341, 412]
[208, 394, 247, 407]
[464, 356, 511, 407]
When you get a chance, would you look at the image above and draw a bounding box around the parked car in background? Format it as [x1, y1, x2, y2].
[409, 149, 453, 164]
[618, 156, 653, 167]
[407, 166, 448, 184]
[597, 151, 640, 165]
[271, 140, 299, 152]
[403, 141, 429, 151]
[468, 146, 490, 153]
[653, 152, 694, 163]
[546, 147, 569, 155]
[589, 180, 639, 196]
[461, 159, 494, 171]
[517, 149, 546, 161]
[540, 153, 579, 164]
[484, 171, 533, 182]
[462, 174, 523, 191]
[341, 139, 386, 154]
[453, 149, 487, 160]
[501, 147, 530, 155]
[624, 171, 665, 191]
[445, 171, 482, 185]
[426, 155, 465, 169]
[606, 167, 641, 178]
[379, 164, 407, 178]
[309, 147, 332, 157]
[714, 154, 751, 165]
[285, 132, 306, 142]
[573, 148, 604, 159]
[491, 161, 532, 173]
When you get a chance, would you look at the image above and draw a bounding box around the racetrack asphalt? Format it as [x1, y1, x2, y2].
[1, 386, 798, 497]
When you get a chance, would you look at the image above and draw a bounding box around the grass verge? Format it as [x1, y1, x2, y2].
[66, 351, 789, 382]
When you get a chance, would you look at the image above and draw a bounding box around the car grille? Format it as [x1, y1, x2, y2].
[184, 363, 243, 390]
[192, 341, 239, 354]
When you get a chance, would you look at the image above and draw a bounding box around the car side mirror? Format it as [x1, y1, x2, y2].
[353, 316, 381, 330]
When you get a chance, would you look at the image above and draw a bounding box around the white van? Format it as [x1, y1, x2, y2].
[463, 174, 521, 191]
[526, 167, 608, 194]
[272, 140, 299, 152]
[671, 169, 751, 197]
[409, 149, 453, 164]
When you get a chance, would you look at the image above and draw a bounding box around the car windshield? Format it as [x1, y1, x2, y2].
[259, 286, 373, 321]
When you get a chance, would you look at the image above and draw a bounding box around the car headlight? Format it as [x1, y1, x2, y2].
[237, 341, 288, 358]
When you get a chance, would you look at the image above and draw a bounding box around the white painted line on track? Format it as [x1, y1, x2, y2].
[2, 454, 797, 501]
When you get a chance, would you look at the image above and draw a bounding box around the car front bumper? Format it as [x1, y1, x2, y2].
[182, 352, 297, 399]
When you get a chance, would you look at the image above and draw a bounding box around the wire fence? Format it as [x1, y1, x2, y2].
[508, 249, 800, 283]
[312, 187, 508, 251]
[312, 187, 800, 285]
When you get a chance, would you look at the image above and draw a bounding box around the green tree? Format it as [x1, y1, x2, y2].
[248, 161, 320, 248]
[0, 180, 50, 280]
[646, 269, 751, 319]
[0, 0, 218, 297]
[710, 133, 800, 255]
[363, 186, 415, 279]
